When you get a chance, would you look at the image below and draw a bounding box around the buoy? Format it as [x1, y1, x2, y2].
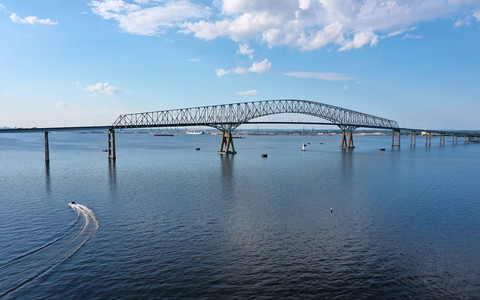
[330, 208, 333, 213]
[195, 147, 200, 151]
[380, 148, 385, 151]
[302, 144, 306, 151]
[261, 153, 268, 158]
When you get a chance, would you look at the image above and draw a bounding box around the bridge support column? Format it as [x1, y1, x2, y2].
[425, 132, 432, 146]
[108, 129, 116, 160]
[439, 133, 445, 146]
[44, 131, 50, 162]
[218, 131, 236, 154]
[340, 131, 354, 149]
[392, 130, 401, 147]
[410, 131, 416, 147]
[452, 136, 457, 144]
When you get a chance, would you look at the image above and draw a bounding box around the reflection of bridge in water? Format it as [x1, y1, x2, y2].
[1, 99, 479, 160]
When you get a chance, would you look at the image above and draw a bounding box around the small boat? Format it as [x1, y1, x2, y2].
[154, 133, 174, 136]
[186, 130, 205, 135]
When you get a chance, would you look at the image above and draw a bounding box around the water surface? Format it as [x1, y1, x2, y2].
[0, 132, 479, 298]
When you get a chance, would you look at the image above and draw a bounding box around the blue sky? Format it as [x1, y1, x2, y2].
[0, 0, 479, 129]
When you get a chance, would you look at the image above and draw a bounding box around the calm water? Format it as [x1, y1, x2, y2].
[0, 132, 479, 299]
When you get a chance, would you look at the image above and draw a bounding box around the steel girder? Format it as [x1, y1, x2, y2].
[112, 99, 399, 131]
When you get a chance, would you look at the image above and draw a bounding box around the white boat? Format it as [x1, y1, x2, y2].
[186, 130, 205, 135]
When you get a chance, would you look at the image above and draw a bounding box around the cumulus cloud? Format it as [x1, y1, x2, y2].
[217, 58, 271, 77]
[4, 92, 14, 97]
[89, 0, 209, 35]
[216, 68, 230, 77]
[90, 0, 480, 51]
[339, 31, 379, 51]
[249, 58, 271, 73]
[182, 0, 480, 51]
[284, 71, 355, 81]
[236, 89, 259, 95]
[10, 13, 58, 25]
[85, 82, 120, 95]
[237, 43, 254, 59]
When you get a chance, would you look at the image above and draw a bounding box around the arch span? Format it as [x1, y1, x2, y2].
[112, 99, 399, 131]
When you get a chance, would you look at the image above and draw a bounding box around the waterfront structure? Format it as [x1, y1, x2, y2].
[0, 99, 478, 160]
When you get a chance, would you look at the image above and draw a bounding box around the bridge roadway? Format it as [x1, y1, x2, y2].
[0, 99, 479, 160]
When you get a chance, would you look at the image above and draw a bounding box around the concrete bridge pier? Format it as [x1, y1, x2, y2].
[425, 132, 432, 146]
[340, 130, 355, 149]
[218, 131, 237, 154]
[452, 136, 457, 144]
[392, 130, 401, 147]
[410, 131, 416, 147]
[108, 129, 116, 160]
[439, 133, 445, 146]
[44, 131, 50, 162]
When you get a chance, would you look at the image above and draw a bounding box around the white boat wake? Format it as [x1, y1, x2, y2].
[0, 203, 98, 297]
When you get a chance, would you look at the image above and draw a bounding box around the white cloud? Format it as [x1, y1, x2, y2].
[249, 58, 271, 73]
[182, 0, 480, 51]
[216, 68, 230, 77]
[85, 82, 120, 95]
[237, 43, 254, 59]
[343, 86, 349, 90]
[90, 0, 480, 51]
[10, 13, 58, 25]
[236, 89, 259, 95]
[4, 92, 14, 97]
[233, 66, 248, 74]
[217, 58, 271, 77]
[186, 58, 201, 62]
[474, 8, 480, 20]
[339, 31, 379, 51]
[284, 71, 355, 81]
[89, 0, 209, 35]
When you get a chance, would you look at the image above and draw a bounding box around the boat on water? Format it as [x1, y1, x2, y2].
[186, 130, 205, 135]
[154, 133, 174, 136]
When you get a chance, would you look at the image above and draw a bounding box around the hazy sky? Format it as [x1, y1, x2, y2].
[1, 0, 479, 129]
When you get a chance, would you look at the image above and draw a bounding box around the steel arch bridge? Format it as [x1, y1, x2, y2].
[111, 99, 398, 154]
[113, 99, 398, 130]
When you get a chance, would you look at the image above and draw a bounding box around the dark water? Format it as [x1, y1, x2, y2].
[0, 132, 479, 299]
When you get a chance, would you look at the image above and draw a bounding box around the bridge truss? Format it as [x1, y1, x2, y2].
[113, 99, 399, 132]
[112, 99, 399, 153]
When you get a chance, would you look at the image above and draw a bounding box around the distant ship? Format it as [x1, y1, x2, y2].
[154, 133, 174, 136]
[186, 130, 205, 135]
